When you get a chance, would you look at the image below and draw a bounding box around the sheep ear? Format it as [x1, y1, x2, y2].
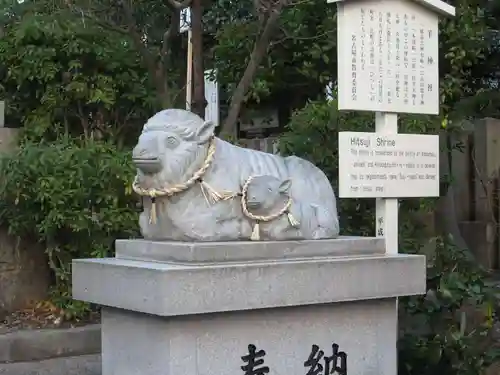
[278, 179, 292, 194]
[196, 121, 215, 144]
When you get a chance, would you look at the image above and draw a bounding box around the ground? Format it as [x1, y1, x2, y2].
[0, 302, 101, 370]
[0, 301, 100, 334]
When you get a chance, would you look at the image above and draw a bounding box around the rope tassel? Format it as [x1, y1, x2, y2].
[251, 222, 261, 241]
[200, 180, 224, 205]
[287, 211, 300, 227]
[149, 192, 157, 224]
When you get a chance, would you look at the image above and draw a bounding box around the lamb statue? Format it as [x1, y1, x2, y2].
[131, 109, 340, 241]
[241, 174, 338, 240]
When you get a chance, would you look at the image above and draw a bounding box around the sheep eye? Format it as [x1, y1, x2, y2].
[166, 136, 178, 147]
[267, 187, 272, 192]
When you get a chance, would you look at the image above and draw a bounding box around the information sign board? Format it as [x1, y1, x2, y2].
[204, 69, 220, 127]
[337, 0, 439, 114]
[338, 131, 439, 198]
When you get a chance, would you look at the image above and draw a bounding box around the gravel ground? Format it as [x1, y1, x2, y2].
[0, 302, 99, 334]
[0, 355, 101, 375]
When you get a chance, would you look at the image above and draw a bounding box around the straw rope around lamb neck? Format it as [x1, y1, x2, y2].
[241, 175, 300, 241]
[132, 136, 235, 224]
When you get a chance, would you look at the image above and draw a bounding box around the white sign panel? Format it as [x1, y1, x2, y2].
[180, 7, 191, 33]
[338, 131, 439, 198]
[325, 81, 335, 101]
[204, 69, 219, 127]
[337, 0, 439, 114]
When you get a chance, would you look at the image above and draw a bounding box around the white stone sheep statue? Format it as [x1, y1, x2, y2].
[131, 108, 340, 241]
[240, 174, 339, 240]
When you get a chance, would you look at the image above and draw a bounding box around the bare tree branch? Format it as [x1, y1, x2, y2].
[161, 10, 179, 61]
[166, 0, 192, 10]
[271, 28, 334, 47]
[91, 18, 129, 34]
[67, 0, 182, 108]
[286, 0, 312, 6]
[220, 4, 285, 136]
[117, 0, 168, 101]
[158, 8, 181, 107]
[65, 2, 129, 35]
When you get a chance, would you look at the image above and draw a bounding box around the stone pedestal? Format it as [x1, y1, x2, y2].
[72, 237, 426, 375]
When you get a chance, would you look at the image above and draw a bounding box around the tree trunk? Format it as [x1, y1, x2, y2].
[219, 10, 282, 138]
[190, 0, 206, 118]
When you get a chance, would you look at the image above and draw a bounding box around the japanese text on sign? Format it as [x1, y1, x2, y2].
[337, 0, 439, 114]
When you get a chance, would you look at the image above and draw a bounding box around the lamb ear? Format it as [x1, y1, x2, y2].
[278, 179, 292, 194]
[196, 120, 216, 144]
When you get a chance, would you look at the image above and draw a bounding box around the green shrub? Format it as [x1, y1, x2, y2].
[280, 99, 499, 374]
[0, 8, 153, 144]
[399, 236, 499, 375]
[0, 7, 152, 319]
[0, 138, 140, 318]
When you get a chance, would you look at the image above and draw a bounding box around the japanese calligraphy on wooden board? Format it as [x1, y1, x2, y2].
[337, 0, 439, 114]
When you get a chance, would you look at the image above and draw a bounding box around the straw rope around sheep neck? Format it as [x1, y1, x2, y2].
[240, 175, 300, 241]
[131, 136, 299, 240]
[132, 136, 235, 224]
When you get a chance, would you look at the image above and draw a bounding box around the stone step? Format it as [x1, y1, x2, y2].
[0, 324, 101, 364]
[0, 354, 101, 375]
